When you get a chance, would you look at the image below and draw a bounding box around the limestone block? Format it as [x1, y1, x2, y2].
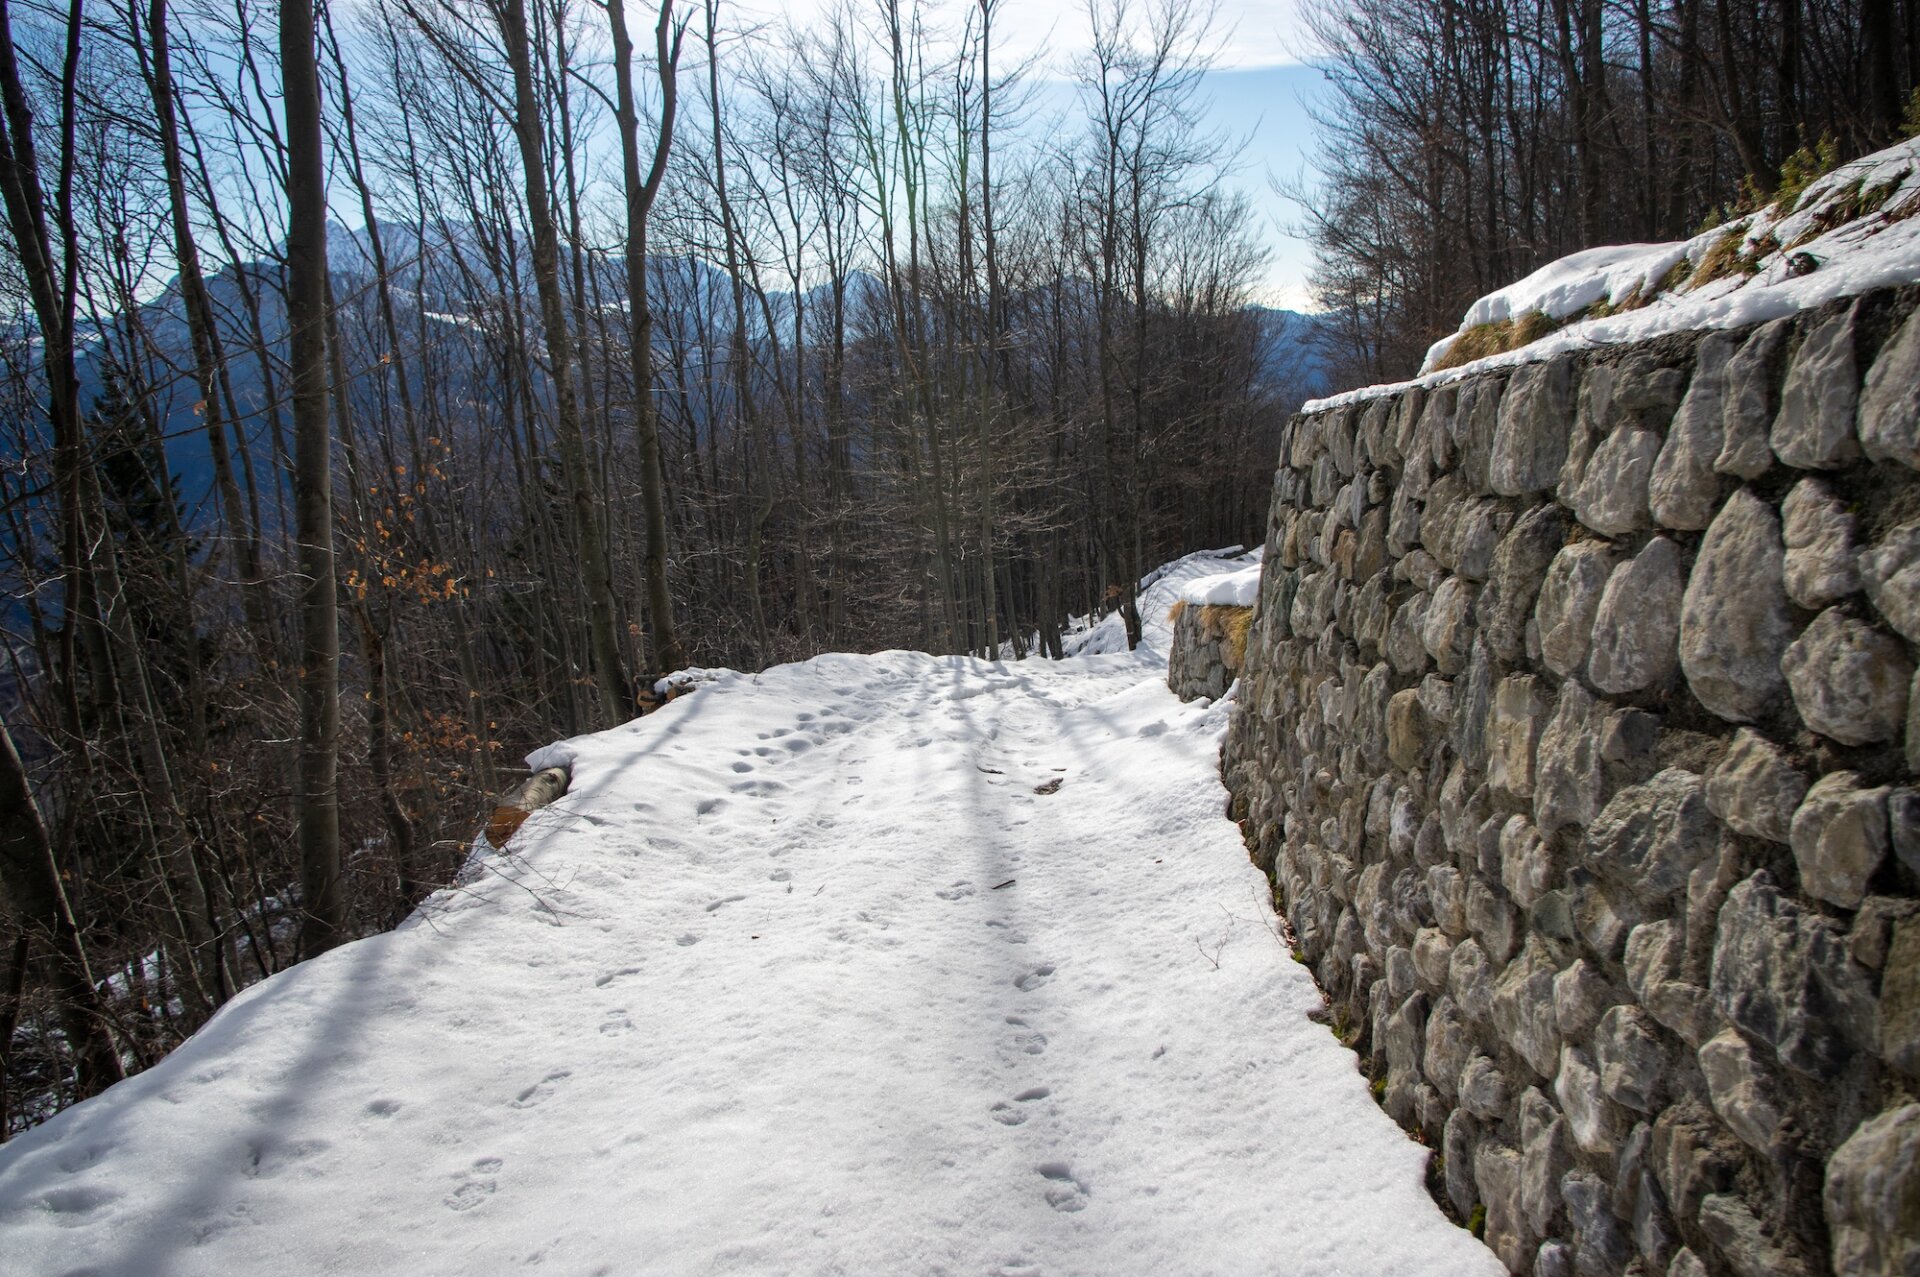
[1386, 943, 1419, 1002]
[1492, 938, 1564, 1078]
[1423, 994, 1474, 1099]
[1789, 771, 1890, 909]
[1561, 1169, 1633, 1277]
[1781, 608, 1913, 746]
[1881, 919, 1920, 1077]
[1586, 768, 1720, 901]
[1650, 333, 1733, 529]
[1697, 1028, 1784, 1155]
[1386, 594, 1430, 675]
[1571, 427, 1661, 537]
[1450, 938, 1495, 1022]
[1536, 682, 1607, 837]
[1476, 504, 1565, 662]
[1586, 536, 1684, 693]
[1710, 871, 1879, 1079]
[1704, 728, 1807, 845]
[1860, 303, 1920, 468]
[1444, 1108, 1479, 1215]
[1679, 490, 1793, 722]
[1492, 355, 1576, 495]
[1421, 576, 1476, 675]
[1781, 478, 1860, 608]
[1488, 674, 1549, 801]
[1468, 876, 1520, 966]
[1459, 1053, 1511, 1120]
[1611, 356, 1685, 416]
[1699, 1191, 1812, 1277]
[1595, 1003, 1667, 1112]
[1413, 926, 1455, 991]
[1719, 317, 1790, 478]
[1552, 959, 1614, 1038]
[1499, 814, 1554, 909]
[1825, 1104, 1920, 1277]
[1772, 300, 1862, 470]
[1474, 1141, 1534, 1274]
[1554, 1045, 1623, 1155]
[1428, 864, 1469, 936]
[1520, 1086, 1572, 1235]
[1861, 522, 1920, 644]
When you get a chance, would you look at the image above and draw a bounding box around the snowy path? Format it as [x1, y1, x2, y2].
[0, 564, 1501, 1277]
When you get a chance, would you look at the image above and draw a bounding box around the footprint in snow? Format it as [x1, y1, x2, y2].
[731, 761, 753, 773]
[444, 1157, 502, 1212]
[600, 1010, 634, 1035]
[676, 933, 701, 946]
[696, 798, 726, 816]
[512, 1072, 570, 1108]
[1004, 1017, 1048, 1055]
[1037, 1162, 1090, 1213]
[705, 895, 747, 913]
[988, 1087, 1050, 1126]
[594, 966, 640, 987]
[1033, 778, 1063, 795]
[935, 881, 975, 901]
[1013, 964, 1055, 991]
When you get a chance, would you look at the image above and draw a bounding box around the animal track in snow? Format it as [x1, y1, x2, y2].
[1037, 1162, 1090, 1213]
[512, 1072, 570, 1108]
[1013, 964, 1055, 991]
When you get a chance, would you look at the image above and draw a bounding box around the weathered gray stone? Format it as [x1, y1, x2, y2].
[1520, 1086, 1572, 1235]
[1487, 674, 1549, 801]
[1500, 814, 1554, 909]
[1459, 1053, 1511, 1120]
[1572, 427, 1661, 537]
[1599, 707, 1658, 763]
[1667, 1248, 1709, 1277]
[1781, 478, 1861, 608]
[1711, 871, 1879, 1078]
[1493, 939, 1564, 1078]
[1705, 728, 1807, 845]
[1612, 356, 1686, 415]
[1772, 301, 1863, 471]
[1587, 537, 1684, 693]
[1680, 490, 1794, 722]
[1386, 689, 1429, 772]
[1492, 356, 1576, 495]
[1882, 919, 1920, 1077]
[1475, 1141, 1534, 1274]
[1826, 1104, 1920, 1277]
[1719, 318, 1790, 478]
[1477, 505, 1566, 662]
[1595, 1003, 1667, 1112]
[1625, 919, 1719, 1046]
[1698, 1028, 1784, 1154]
[1444, 1108, 1479, 1216]
[1469, 877, 1520, 967]
[1451, 937, 1495, 1022]
[1537, 541, 1615, 679]
[1552, 959, 1613, 1038]
[1699, 1191, 1811, 1277]
[1860, 303, 1920, 469]
[1535, 1240, 1573, 1277]
[1386, 594, 1430, 675]
[1586, 768, 1720, 901]
[1782, 608, 1913, 746]
[1422, 575, 1476, 675]
[1424, 994, 1474, 1099]
[1650, 334, 1733, 529]
[1562, 1169, 1632, 1277]
[1536, 683, 1606, 837]
[1861, 522, 1920, 645]
[1413, 926, 1455, 991]
[1429, 865, 1469, 936]
[1851, 895, 1920, 971]
[1790, 771, 1891, 909]
[1386, 943, 1419, 1003]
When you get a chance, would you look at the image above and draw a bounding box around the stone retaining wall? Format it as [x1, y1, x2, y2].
[1168, 603, 1252, 701]
[1218, 286, 1920, 1276]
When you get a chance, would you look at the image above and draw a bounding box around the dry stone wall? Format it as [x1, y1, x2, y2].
[1217, 287, 1920, 1277]
[1167, 604, 1252, 702]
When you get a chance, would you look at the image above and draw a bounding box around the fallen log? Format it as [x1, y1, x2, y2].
[483, 766, 571, 848]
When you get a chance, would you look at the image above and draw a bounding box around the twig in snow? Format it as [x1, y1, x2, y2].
[992, 879, 1016, 890]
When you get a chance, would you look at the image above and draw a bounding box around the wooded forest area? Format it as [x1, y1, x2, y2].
[0, 0, 1303, 1134]
[1304, 0, 1920, 382]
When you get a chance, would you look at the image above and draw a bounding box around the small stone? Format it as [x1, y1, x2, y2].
[1492, 939, 1564, 1078]
[1537, 541, 1615, 680]
[1781, 478, 1860, 608]
[1697, 1029, 1783, 1154]
[1782, 609, 1913, 746]
[1719, 319, 1790, 478]
[1705, 729, 1807, 845]
[1559, 1044, 1620, 1152]
[1860, 304, 1920, 469]
[1826, 1104, 1920, 1277]
[1860, 523, 1920, 644]
[1773, 301, 1863, 470]
[1492, 355, 1576, 495]
[1572, 427, 1661, 537]
[1536, 683, 1606, 837]
[1650, 334, 1733, 529]
[1878, 919, 1920, 1077]
[1459, 1053, 1511, 1120]
[1586, 769, 1720, 901]
[1587, 537, 1684, 693]
[1595, 1004, 1667, 1112]
[1500, 815, 1554, 910]
[1680, 490, 1794, 722]
[1790, 771, 1890, 909]
[1552, 959, 1613, 1037]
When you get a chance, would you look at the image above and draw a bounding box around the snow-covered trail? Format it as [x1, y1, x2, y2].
[0, 570, 1501, 1277]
